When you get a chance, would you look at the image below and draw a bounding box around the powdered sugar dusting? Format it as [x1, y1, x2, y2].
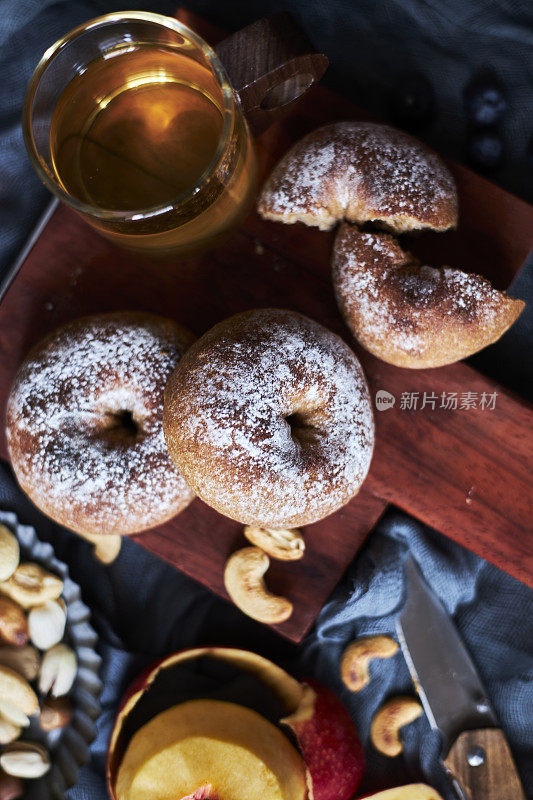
[7, 312, 195, 536]
[258, 121, 458, 232]
[333, 226, 523, 368]
[164, 309, 375, 528]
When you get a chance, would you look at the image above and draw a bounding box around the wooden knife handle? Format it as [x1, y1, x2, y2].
[444, 729, 526, 800]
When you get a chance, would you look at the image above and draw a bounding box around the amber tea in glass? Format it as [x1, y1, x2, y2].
[23, 13, 257, 256]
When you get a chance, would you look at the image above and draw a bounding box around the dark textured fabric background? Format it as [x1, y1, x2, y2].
[0, 2, 531, 799]
[193, 0, 533, 198]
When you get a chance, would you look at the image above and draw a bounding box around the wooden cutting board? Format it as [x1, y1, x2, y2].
[0, 10, 531, 642]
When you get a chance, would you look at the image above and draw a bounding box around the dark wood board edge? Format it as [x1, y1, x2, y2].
[0, 199, 58, 303]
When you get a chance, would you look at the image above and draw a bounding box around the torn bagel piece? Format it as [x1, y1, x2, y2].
[332, 224, 524, 369]
[258, 121, 458, 234]
[258, 121, 523, 368]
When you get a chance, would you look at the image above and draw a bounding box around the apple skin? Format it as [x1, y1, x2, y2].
[107, 648, 365, 800]
[282, 679, 365, 800]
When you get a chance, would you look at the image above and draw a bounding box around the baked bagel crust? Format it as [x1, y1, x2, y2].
[163, 309, 375, 528]
[332, 224, 525, 368]
[7, 312, 196, 536]
[258, 121, 458, 233]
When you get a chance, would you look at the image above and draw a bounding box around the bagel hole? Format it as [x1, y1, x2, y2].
[116, 410, 138, 435]
[105, 409, 140, 440]
[285, 412, 319, 446]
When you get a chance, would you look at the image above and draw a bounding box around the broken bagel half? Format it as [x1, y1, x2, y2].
[332, 223, 524, 369]
[258, 121, 458, 234]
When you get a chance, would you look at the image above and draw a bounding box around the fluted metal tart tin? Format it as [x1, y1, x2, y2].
[0, 510, 102, 799]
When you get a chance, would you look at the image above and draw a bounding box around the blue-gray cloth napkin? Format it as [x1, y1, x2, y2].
[302, 514, 533, 797]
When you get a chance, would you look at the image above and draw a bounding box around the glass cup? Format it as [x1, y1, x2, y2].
[23, 12, 327, 257]
[22, 12, 252, 257]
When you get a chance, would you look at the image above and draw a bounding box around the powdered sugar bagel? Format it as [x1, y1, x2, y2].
[332, 224, 525, 368]
[163, 309, 375, 528]
[258, 121, 458, 233]
[7, 312, 196, 537]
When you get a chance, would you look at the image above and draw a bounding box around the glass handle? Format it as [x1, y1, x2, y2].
[215, 12, 328, 137]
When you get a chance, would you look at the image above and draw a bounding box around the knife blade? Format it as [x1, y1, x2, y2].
[396, 554, 526, 800]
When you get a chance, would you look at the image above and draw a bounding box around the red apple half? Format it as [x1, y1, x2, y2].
[107, 647, 364, 800]
[282, 679, 365, 800]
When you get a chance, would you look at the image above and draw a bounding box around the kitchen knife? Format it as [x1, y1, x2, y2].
[396, 555, 526, 800]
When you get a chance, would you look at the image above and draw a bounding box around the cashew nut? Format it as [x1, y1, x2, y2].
[0, 563, 63, 609]
[39, 644, 77, 697]
[0, 666, 37, 743]
[0, 720, 21, 746]
[40, 697, 73, 731]
[341, 635, 399, 692]
[0, 666, 38, 717]
[0, 527, 19, 584]
[0, 701, 30, 731]
[370, 696, 423, 757]
[224, 547, 293, 624]
[80, 532, 122, 564]
[0, 742, 50, 779]
[0, 646, 40, 681]
[0, 769, 24, 800]
[28, 599, 66, 650]
[0, 599, 28, 647]
[243, 526, 305, 561]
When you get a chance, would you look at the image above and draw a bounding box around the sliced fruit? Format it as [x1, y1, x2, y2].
[361, 784, 445, 800]
[116, 699, 306, 800]
[109, 649, 366, 800]
[282, 680, 365, 800]
[108, 647, 304, 795]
